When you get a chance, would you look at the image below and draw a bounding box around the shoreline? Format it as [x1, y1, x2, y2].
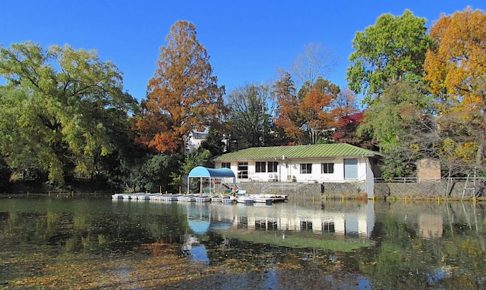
[1, 192, 485, 203]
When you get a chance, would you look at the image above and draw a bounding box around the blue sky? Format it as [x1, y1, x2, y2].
[1, 1, 484, 101]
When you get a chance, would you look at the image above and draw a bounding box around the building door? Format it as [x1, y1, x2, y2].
[344, 159, 358, 180]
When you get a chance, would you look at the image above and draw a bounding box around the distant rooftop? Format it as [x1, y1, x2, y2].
[215, 143, 381, 162]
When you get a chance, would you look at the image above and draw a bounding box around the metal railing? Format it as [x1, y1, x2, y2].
[374, 176, 485, 184]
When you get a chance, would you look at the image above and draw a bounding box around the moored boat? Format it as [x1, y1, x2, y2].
[195, 195, 211, 202]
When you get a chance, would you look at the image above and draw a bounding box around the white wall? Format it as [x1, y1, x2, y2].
[216, 157, 373, 183]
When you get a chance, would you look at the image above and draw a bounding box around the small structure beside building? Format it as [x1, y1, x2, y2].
[187, 166, 236, 194]
[214, 143, 381, 198]
[416, 158, 441, 182]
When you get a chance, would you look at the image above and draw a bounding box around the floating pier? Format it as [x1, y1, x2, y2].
[111, 192, 288, 205]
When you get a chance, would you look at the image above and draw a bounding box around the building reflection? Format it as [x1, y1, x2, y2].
[418, 214, 443, 239]
[186, 202, 375, 238]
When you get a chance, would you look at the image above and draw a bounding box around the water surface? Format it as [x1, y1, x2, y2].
[0, 198, 485, 289]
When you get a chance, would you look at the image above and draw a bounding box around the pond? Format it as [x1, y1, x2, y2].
[0, 198, 485, 289]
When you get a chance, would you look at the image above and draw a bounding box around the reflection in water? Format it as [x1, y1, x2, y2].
[419, 214, 443, 239]
[0, 199, 485, 289]
[186, 202, 375, 238]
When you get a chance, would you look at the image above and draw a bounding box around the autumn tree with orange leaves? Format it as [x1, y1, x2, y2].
[273, 72, 302, 144]
[425, 7, 486, 171]
[135, 21, 225, 153]
[274, 72, 340, 144]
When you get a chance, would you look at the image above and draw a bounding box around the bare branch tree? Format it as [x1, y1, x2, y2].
[291, 43, 337, 85]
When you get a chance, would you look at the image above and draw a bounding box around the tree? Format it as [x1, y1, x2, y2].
[200, 127, 227, 157]
[298, 78, 341, 144]
[358, 80, 437, 178]
[0, 157, 10, 191]
[424, 7, 486, 171]
[292, 43, 335, 85]
[273, 72, 302, 144]
[347, 10, 432, 104]
[135, 20, 225, 154]
[274, 73, 341, 144]
[333, 112, 376, 149]
[0, 42, 137, 184]
[227, 84, 276, 149]
[133, 154, 178, 193]
[333, 89, 359, 119]
[170, 149, 211, 193]
[331, 90, 373, 148]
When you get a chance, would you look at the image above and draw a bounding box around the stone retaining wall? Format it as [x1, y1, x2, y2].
[237, 182, 321, 201]
[237, 181, 366, 201]
[375, 181, 472, 198]
[238, 181, 481, 200]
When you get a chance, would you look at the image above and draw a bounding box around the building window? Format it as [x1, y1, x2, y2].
[321, 163, 334, 174]
[322, 222, 335, 233]
[238, 162, 248, 179]
[300, 221, 313, 231]
[300, 163, 312, 174]
[268, 161, 278, 173]
[221, 162, 231, 169]
[255, 161, 266, 173]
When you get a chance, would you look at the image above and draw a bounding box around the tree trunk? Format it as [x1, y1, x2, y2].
[476, 131, 484, 168]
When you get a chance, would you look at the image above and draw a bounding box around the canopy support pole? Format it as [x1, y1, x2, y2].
[187, 177, 190, 194]
[200, 177, 203, 194]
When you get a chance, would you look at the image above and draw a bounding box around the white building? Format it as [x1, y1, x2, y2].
[214, 143, 381, 196]
[184, 128, 209, 154]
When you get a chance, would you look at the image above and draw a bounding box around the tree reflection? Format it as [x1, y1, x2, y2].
[360, 202, 486, 288]
[0, 205, 189, 254]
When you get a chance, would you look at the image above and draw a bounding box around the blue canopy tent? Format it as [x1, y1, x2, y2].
[187, 166, 236, 194]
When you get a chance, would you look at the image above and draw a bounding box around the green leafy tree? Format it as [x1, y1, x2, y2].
[0, 157, 10, 191]
[359, 81, 437, 178]
[347, 10, 432, 104]
[170, 149, 211, 193]
[200, 127, 226, 157]
[134, 154, 178, 193]
[0, 42, 137, 184]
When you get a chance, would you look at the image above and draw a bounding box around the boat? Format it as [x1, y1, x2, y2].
[236, 194, 288, 205]
[178, 194, 196, 202]
[195, 195, 211, 203]
[253, 194, 288, 203]
[211, 195, 236, 203]
[160, 194, 179, 202]
[236, 195, 255, 205]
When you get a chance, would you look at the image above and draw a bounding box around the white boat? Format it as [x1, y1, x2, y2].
[211, 195, 236, 203]
[253, 194, 288, 203]
[236, 195, 255, 205]
[195, 195, 211, 203]
[178, 195, 196, 202]
[160, 195, 179, 202]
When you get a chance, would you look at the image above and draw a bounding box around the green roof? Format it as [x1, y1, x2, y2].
[220, 230, 372, 252]
[215, 143, 381, 162]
